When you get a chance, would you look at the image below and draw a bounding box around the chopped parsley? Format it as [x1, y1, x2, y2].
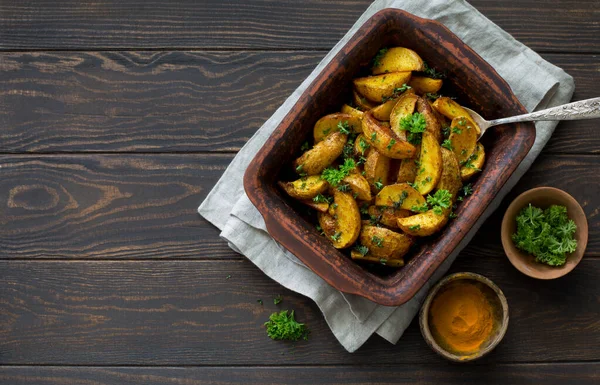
[422, 62, 445, 79]
[411, 202, 429, 213]
[257, 299, 263, 305]
[461, 183, 473, 197]
[265, 310, 310, 341]
[427, 189, 452, 215]
[225, 274, 232, 280]
[331, 232, 342, 242]
[337, 120, 351, 135]
[452, 127, 462, 134]
[512, 204, 578, 266]
[408, 224, 421, 231]
[449, 212, 458, 219]
[300, 142, 310, 151]
[426, 92, 441, 100]
[379, 259, 388, 265]
[387, 138, 396, 150]
[422, 176, 432, 186]
[392, 191, 409, 209]
[355, 244, 369, 256]
[374, 178, 384, 190]
[462, 152, 481, 170]
[369, 214, 381, 226]
[274, 295, 283, 305]
[321, 158, 356, 186]
[296, 164, 306, 176]
[358, 137, 370, 154]
[441, 139, 454, 150]
[360, 203, 370, 215]
[337, 184, 350, 192]
[399, 112, 427, 145]
[313, 194, 331, 204]
[442, 126, 451, 138]
[372, 48, 388, 69]
[382, 84, 412, 102]
[370, 132, 378, 143]
[371, 236, 384, 247]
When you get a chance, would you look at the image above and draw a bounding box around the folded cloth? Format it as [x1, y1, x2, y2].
[199, 0, 574, 352]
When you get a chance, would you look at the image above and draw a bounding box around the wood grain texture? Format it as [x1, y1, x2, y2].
[0, 51, 320, 152]
[1, 256, 599, 365]
[0, 154, 232, 259]
[1, 364, 599, 385]
[0, 152, 598, 260]
[0, 1, 598, 52]
[0, 51, 597, 154]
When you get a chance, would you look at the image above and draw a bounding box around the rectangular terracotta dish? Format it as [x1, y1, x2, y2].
[243, 9, 535, 306]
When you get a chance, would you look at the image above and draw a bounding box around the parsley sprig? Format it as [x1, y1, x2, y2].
[427, 189, 452, 215]
[321, 158, 356, 186]
[399, 112, 427, 144]
[512, 204, 577, 266]
[264, 310, 310, 341]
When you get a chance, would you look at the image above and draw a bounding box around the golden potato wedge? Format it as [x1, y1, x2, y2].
[367, 205, 410, 228]
[294, 131, 347, 175]
[375, 183, 426, 210]
[328, 190, 361, 249]
[397, 158, 419, 184]
[397, 208, 450, 236]
[353, 72, 412, 103]
[417, 96, 443, 143]
[372, 47, 425, 75]
[353, 134, 371, 157]
[341, 104, 364, 119]
[278, 175, 329, 200]
[301, 199, 329, 213]
[362, 111, 416, 159]
[342, 173, 372, 201]
[313, 113, 362, 143]
[432, 97, 481, 135]
[318, 211, 337, 237]
[353, 89, 377, 111]
[359, 225, 413, 259]
[371, 89, 415, 121]
[414, 131, 442, 195]
[408, 76, 443, 94]
[448, 116, 478, 164]
[460, 142, 485, 181]
[364, 149, 391, 193]
[389, 92, 419, 138]
[427, 99, 450, 129]
[350, 250, 405, 267]
[437, 148, 462, 199]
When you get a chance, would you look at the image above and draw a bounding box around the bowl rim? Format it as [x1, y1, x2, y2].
[419, 272, 510, 362]
[500, 186, 589, 279]
[243, 8, 536, 306]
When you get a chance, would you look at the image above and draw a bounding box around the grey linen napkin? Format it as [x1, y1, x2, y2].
[199, 0, 574, 352]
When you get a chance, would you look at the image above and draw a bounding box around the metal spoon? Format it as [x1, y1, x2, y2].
[463, 97, 600, 139]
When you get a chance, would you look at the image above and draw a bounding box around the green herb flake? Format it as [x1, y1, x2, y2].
[408, 224, 421, 231]
[226, 275, 232, 280]
[265, 310, 310, 341]
[337, 120, 351, 135]
[370, 132, 378, 143]
[274, 295, 283, 305]
[372, 48, 389, 69]
[422, 62, 445, 79]
[331, 232, 342, 242]
[380, 259, 387, 265]
[360, 203, 370, 215]
[321, 158, 356, 186]
[411, 202, 429, 213]
[399, 112, 427, 145]
[257, 299, 263, 305]
[358, 137, 370, 154]
[441, 139, 454, 151]
[313, 194, 331, 204]
[387, 138, 396, 150]
[392, 191, 409, 209]
[355, 244, 369, 256]
[300, 142, 310, 151]
[374, 178, 384, 190]
[452, 127, 462, 134]
[372, 236, 384, 248]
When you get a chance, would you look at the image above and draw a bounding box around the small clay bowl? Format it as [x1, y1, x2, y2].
[419, 272, 509, 362]
[501, 187, 588, 279]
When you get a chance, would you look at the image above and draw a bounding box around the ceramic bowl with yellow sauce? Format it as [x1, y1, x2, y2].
[419, 272, 509, 362]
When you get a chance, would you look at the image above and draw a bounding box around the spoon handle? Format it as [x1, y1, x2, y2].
[489, 97, 600, 126]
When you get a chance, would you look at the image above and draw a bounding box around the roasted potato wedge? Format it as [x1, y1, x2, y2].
[367, 205, 410, 228]
[375, 183, 426, 210]
[313, 113, 362, 143]
[362, 111, 416, 159]
[427, 99, 450, 129]
[341, 104, 364, 119]
[389, 92, 419, 138]
[328, 190, 361, 248]
[318, 211, 337, 237]
[397, 208, 450, 237]
[278, 175, 329, 200]
[302, 199, 329, 213]
[432, 97, 481, 135]
[448, 116, 478, 164]
[408, 76, 443, 94]
[353, 72, 412, 103]
[342, 173, 372, 201]
[417, 96, 443, 143]
[350, 250, 405, 267]
[461, 142, 485, 181]
[372, 47, 425, 75]
[359, 225, 413, 259]
[353, 134, 371, 157]
[397, 158, 418, 184]
[371, 89, 415, 121]
[414, 131, 442, 195]
[437, 148, 463, 199]
[364, 149, 391, 193]
[294, 131, 347, 175]
[353, 89, 377, 111]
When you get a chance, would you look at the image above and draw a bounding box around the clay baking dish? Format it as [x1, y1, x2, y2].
[243, 9, 535, 306]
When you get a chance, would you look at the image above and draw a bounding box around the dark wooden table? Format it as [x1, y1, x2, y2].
[1, 1, 599, 384]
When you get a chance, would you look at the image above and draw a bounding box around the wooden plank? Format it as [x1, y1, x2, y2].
[1, 364, 599, 384]
[1, 256, 599, 365]
[0, 52, 598, 154]
[1, 152, 597, 260]
[0, 51, 321, 153]
[0, 154, 233, 259]
[0, 1, 598, 52]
